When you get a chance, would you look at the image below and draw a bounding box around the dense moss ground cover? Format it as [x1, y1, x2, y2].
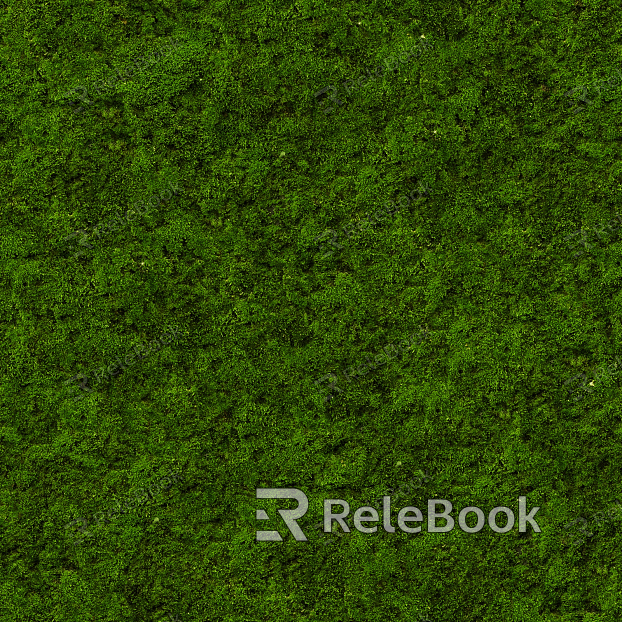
[3, 0, 622, 620]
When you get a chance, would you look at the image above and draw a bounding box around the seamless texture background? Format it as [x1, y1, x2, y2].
[2, 0, 622, 620]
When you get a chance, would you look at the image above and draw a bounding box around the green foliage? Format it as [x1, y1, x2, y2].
[3, 0, 622, 620]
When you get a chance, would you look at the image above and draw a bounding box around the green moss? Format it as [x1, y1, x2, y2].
[3, 0, 622, 620]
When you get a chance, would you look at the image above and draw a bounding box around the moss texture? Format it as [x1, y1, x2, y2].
[3, 0, 622, 620]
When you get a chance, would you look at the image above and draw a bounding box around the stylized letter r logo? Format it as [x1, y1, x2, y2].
[256, 488, 309, 541]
